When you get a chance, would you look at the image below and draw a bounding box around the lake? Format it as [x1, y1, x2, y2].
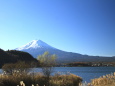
[32, 67, 115, 83]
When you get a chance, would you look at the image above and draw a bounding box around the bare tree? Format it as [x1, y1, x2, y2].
[2, 61, 31, 75]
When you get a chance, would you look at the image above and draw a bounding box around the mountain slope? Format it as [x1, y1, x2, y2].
[15, 40, 115, 63]
[0, 49, 38, 68]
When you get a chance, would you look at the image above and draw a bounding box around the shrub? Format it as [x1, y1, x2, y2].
[2, 61, 31, 75]
[0, 72, 82, 86]
[86, 72, 115, 86]
[50, 73, 82, 86]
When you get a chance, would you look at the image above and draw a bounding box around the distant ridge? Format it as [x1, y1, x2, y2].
[15, 40, 115, 63]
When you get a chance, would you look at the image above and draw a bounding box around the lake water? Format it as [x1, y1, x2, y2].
[32, 67, 115, 83]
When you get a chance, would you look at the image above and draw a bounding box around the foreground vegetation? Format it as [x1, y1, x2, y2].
[79, 72, 115, 86]
[0, 72, 82, 86]
[89, 72, 115, 86]
[1, 71, 115, 86]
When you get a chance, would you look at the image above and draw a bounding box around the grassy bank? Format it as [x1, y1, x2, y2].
[80, 72, 115, 86]
[0, 71, 115, 86]
[0, 72, 82, 86]
[90, 72, 115, 86]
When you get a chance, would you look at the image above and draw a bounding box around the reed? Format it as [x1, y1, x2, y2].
[79, 72, 115, 86]
[0, 72, 82, 86]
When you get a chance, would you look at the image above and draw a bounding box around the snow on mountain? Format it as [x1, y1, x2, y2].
[15, 40, 54, 50]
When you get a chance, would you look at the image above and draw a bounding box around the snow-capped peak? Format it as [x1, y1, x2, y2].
[16, 40, 53, 50]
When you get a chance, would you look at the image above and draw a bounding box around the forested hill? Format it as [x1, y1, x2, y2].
[0, 49, 39, 68]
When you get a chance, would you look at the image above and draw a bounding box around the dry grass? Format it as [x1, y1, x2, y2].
[0, 72, 82, 86]
[80, 72, 115, 86]
[50, 72, 82, 86]
[0, 73, 35, 86]
[1, 71, 115, 86]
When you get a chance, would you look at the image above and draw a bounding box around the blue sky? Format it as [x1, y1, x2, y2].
[0, 0, 115, 56]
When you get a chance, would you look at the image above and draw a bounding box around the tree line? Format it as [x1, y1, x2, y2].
[0, 48, 39, 68]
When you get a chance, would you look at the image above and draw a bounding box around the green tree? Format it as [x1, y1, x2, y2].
[37, 51, 57, 86]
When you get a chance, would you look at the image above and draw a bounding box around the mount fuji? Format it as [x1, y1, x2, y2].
[15, 40, 115, 63]
[16, 40, 55, 50]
